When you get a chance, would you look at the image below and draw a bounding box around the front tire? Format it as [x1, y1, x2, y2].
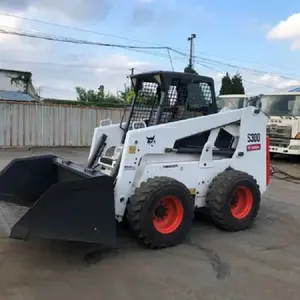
[126, 177, 194, 249]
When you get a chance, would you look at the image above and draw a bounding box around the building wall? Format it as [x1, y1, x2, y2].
[0, 101, 126, 148]
[0, 71, 28, 92]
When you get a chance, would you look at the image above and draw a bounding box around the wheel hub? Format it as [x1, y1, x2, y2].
[230, 186, 254, 219]
[154, 205, 167, 219]
[152, 196, 184, 234]
[231, 195, 238, 207]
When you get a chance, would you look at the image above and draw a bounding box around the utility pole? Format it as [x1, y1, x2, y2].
[187, 33, 196, 68]
[127, 68, 135, 88]
[127, 68, 134, 79]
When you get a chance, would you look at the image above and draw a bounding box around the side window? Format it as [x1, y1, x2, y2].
[288, 99, 294, 111]
[295, 96, 300, 115]
[186, 82, 212, 110]
[167, 85, 178, 106]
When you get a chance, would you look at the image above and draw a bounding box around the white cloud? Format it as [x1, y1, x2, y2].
[267, 13, 300, 50]
[0, 4, 158, 100]
[259, 74, 300, 89]
[0, 14, 21, 42]
[0, 0, 113, 23]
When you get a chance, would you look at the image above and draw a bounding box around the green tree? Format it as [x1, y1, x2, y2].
[75, 86, 102, 103]
[184, 64, 198, 74]
[219, 72, 246, 95]
[231, 72, 245, 94]
[219, 72, 233, 95]
[75, 86, 123, 104]
[119, 85, 136, 105]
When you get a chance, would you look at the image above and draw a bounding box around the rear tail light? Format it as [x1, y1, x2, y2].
[266, 136, 271, 185]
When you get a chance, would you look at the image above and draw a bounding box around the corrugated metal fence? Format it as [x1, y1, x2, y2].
[0, 101, 125, 148]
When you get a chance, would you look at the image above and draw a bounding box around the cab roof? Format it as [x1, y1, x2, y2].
[130, 70, 214, 85]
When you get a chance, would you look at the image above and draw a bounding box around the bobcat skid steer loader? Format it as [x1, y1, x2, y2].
[0, 71, 271, 249]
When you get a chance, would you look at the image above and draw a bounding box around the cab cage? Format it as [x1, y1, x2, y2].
[120, 70, 218, 142]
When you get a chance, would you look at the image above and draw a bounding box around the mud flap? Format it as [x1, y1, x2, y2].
[0, 155, 116, 246]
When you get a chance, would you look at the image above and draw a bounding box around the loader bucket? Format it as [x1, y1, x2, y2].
[0, 155, 116, 246]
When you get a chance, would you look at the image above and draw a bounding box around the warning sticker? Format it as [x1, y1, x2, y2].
[246, 144, 261, 151]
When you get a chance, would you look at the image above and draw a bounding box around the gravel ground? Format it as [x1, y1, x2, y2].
[0, 148, 300, 300]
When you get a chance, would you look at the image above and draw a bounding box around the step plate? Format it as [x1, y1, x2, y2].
[0, 202, 29, 235]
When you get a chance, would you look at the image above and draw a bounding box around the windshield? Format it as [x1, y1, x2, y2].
[260, 95, 300, 116]
[217, 97, 246, 110]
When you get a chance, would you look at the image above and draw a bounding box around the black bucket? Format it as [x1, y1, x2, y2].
[0, 155, 116, 246]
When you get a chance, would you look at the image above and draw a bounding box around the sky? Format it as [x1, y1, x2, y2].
[0, 0, 300, 100]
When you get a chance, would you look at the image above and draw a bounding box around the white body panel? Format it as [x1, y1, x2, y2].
[88, 121, 126, 161]
[110, 106, 268, 219]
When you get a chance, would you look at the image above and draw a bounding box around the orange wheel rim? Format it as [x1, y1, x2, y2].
[152, 196, 184, 234]
[230, 186, 253, 219]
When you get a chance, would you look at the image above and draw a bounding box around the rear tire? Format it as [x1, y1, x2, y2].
[126, 177, 194, 249]
[206, 169, 261, 231]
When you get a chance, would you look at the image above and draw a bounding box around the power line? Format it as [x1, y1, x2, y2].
[3, 11, 299, 77]
[0, 26, 296, 80]
[0, 27, 169, 50]
[0, 27, 296, 90]
[195, 59, 281, 90]
[0, 12, 164, 47]
[167, 49, 174, 71]
[194, 56, 299, 80]
[0, 52, 289, 91]
[0, 26, 178, 70]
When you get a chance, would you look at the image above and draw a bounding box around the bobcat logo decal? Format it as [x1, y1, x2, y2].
[146, 135, 156, 147]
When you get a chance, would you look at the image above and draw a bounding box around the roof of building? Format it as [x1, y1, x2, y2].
[263, 86, 300, 96]
[0, 68, 32, 76]
[288, 86, 300, 92]
[268, 86, 300, 93]
[0, 90, 34, 102]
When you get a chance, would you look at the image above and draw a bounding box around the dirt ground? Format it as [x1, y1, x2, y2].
[1, 148, 300, 300]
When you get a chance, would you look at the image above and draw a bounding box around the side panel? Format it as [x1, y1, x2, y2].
[135, 159, 234, 209]
[229, 107, 267, 193]
[133, 161, 199, 196]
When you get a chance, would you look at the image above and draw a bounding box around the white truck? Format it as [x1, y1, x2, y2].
[260, 87, 300, 156]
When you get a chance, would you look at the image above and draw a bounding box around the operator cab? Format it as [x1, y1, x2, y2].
[121, 70, 218, 137]
[120, 70, 232, 152]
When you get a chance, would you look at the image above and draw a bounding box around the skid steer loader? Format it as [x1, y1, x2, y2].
[0, 71, 271, 249]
